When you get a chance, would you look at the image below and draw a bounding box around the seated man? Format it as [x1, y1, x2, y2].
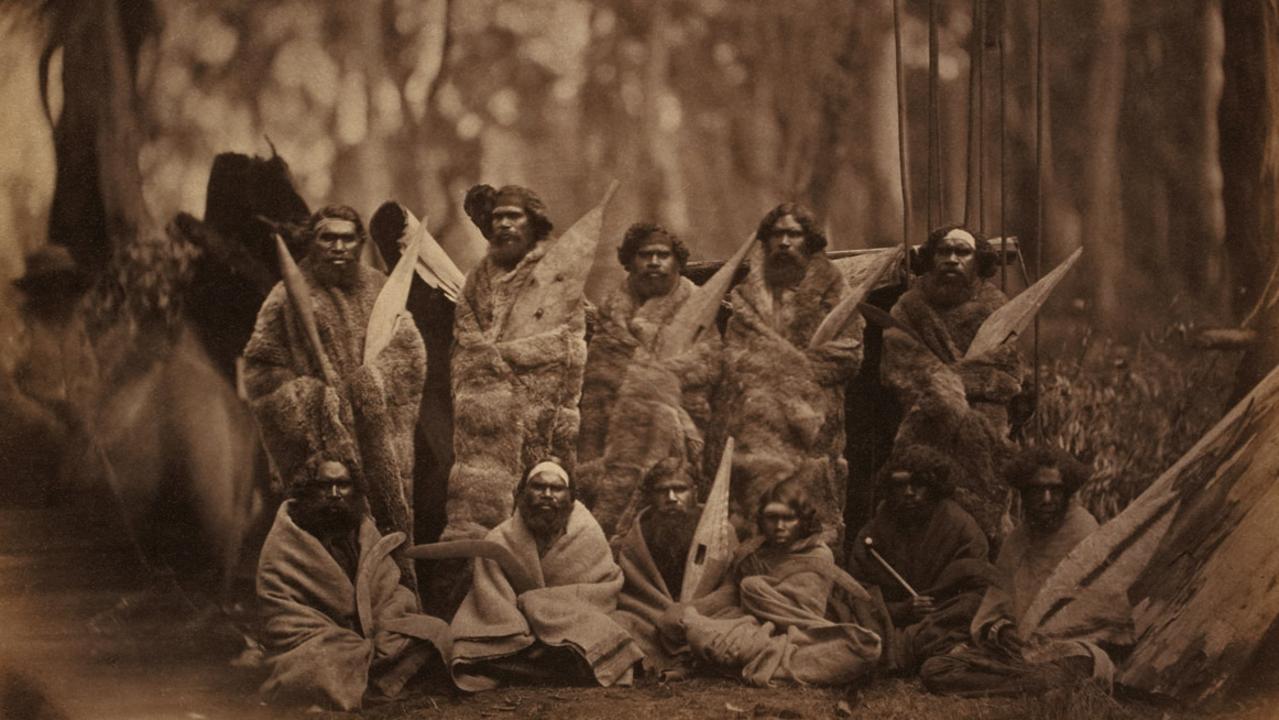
[921, 447, 1124, 696]
[612, 459, 704, 678]
[256, 459, 451, 711]
[449, 461, 644, 691]
[848, 446, 993, 674]
[673, 480, 882, 687]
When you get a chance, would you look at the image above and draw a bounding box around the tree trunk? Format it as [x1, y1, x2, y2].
[1023, 361, 1279, 704]
[1079, 0, 1129, 332]
[1221, 0, 1279, 401]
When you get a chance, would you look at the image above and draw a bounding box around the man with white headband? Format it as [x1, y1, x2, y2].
[449, 460, 643, 691]
[881, 225, 1028, 539]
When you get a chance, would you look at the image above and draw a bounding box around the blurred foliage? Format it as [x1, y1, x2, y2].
[1036, 324, 1241, 522]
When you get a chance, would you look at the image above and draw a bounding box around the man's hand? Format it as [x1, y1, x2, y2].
[908, 595, 937, 622]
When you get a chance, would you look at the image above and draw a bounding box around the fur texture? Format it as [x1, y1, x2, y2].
[446, 244, 587, 540]
[577, 277, 721, 535]
[244, 263, 426, 561]
[719, 253, 863, 545]
[881, 281, 1025, 536]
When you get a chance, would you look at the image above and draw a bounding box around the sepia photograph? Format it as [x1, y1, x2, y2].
[0, 0, 1277, 718]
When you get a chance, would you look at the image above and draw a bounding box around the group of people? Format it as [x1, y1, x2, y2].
[242, 184, 1128, 710]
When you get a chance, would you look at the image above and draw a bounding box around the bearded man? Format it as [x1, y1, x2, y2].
[881, 225, 1027, 538]
[848, 446, 993, 674]
[449, 461, 644, 691]
[721, 203, 862, 544]
[256, 460, 450, 711]
[578, 223, 720, 535]
[244, 206, 424, 553]
[920, 447, 1126, 697]
[446, 185, 588, 541]
[611, 459, 705, 677]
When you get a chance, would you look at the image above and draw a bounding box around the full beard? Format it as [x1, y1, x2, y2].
[631, 272, 676, 301]
[764, 252, 807, 289]
[519, 497, 572, 542]
[307, 257, 362, 290]
[489, 231, 533, 270]
[289, 497, 366, 539]
[642, 508, 699, 593]
[921, 270, 976, 307]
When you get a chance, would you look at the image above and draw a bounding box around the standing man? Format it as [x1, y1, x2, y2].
[244, 205, 426, 575]
[881, 225, 1028, 538]
[446, 185, 589, 541]
[721, 203, 862, 544]
[848, 445, 993, 674]
[578, 223, 720, 535]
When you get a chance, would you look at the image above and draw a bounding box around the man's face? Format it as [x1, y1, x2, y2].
[887, 470, 934, 526]
[648, 475, 695, 517]
[489, 203, 536, 270]
[760, 501, 801, 547]
[763, 214, 811, 288]
[519, 470, 572, 539]
[931, 229, 979, 285]
[311, 218, 363, 287]
[1021, 467, 1069, 534]
[628, 239, 680, 300]
[292, 461, 364, 537]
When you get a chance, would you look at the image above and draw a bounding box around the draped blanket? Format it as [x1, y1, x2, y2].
[244, 262, 426, 551]
[446, 245, 587, 540]
[684, 536, 882, 686]
[881, 281, 1023, 536]
[720, 255, 862, 542]
[449, 501, 644, 691]
[612, 509, 695, 673]
[577, 278, 720, 535]
[256, 502, 451, 710]
[849, 499, 994, 671]
[920, 503, 1127, 695]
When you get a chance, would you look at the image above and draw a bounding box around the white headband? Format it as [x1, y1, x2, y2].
[527, 461, 569, 485]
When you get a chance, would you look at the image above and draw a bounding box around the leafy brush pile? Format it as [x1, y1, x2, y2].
[1033, 325, 1240, 522]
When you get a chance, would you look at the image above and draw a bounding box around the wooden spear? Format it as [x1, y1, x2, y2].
[274, 233, 338, 385]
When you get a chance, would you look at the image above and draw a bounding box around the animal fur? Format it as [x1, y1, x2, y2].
[243, 262, 425, 567]
[577, 277, 721, 535]
[881, 280, 1025, 537]
[446, 243, 587, 540]
[719, 253, 863, 544]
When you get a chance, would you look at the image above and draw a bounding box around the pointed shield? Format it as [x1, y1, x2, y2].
[680, 437, 738, 602]
[364, 224, 422, 365]
[810, 247, 903, 349]
[966, 247, 1082, 358]
[656, 232, 756, 360]
[502, 181, 620, 342]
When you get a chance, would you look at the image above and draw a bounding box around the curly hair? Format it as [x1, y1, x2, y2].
[305, 205, 370, 247]
[616, 222, 690, 269]
[875, 444, 956, 498]
[463, 184, 554, 242]
[755, 478, 822, 539]
[1002, 446, 1091, 496]
[754, 202, 827, 254]
[915, 223, 999, 278]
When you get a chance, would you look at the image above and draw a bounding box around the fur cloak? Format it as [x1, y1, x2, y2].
[446, 244, 588, 540]
[449, 501, 644, 691]
[577, 277, 721, 535]
[244, 262, 426, 549]
[720, 254, 863, 542]
[881, 279, 1024, 536]
[849, 498, 994, 671]
[682, 534, 882, 686]
[256, 502, 451, 710]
